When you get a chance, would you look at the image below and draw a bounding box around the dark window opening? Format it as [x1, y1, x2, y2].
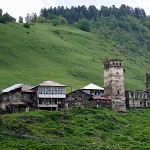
[117, 90, 120, 95]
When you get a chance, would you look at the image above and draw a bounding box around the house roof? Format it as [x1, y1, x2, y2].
[2, 84, 34, 93]
[2, 84, 22, 93]
[37, 80, 66, 87]
[81, 83, 104, 90]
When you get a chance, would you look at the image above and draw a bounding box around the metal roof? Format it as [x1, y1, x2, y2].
[2, 84, 23, 93]
[81, 83, 104, 90]
[2, 84, 34, 93]
[38, 80, 66, 87]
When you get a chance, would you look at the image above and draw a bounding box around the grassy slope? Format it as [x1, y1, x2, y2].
[0, 108, 150, 150]
[0, 22, 149, 91]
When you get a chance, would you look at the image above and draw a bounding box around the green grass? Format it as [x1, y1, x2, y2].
[0, 22, 149, 91]
[0, 108, 150, 149]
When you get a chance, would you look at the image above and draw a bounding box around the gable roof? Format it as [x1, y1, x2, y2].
[81, 83, 104, 90]
[2, 84, 22, 93]
[2, 84, 34, 93]
[37, 80, 66, 87]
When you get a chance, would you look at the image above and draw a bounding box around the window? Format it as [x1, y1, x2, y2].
[45, 87, 48, 94]
[117, 90, 120, 95]
[52, 88, 54, 94]
[47, 87, 51, 94]
[39, 88, 42, 94]
[54, 87, 58, 94]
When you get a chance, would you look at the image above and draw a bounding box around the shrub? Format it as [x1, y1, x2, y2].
[23, 23, 30, 28]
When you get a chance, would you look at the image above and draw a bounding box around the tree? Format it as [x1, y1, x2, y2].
[99, 6, 110, 17]
[25, 13, 31, 22]
[18, 16, 23, 23]
[76, 19, 91, 32]
[88, 5, 98, 19]
[31, 13, 37, 23]
[36, 16, 46, 23]
[0, 9, 2, 17]
[2, 13, 16, 22]
[52, 18, 59, 26]
[58, 16, 68, 25]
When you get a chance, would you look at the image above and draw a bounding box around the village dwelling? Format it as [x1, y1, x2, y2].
[32, 80, 66, 111]
[0, 84, 36, 113]
[63, 90, 91, 108]
[0, 60, 149, 113]
[81, 83, 104, 97]
[64, 83, 110, 108]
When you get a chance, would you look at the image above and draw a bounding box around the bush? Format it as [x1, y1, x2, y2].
[76, 19, 91, 32]
[23, 23, 30, 28]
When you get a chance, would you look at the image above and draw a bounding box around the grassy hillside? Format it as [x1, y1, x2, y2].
[0, 108, 150, 149]
[0, 22, 149, 91]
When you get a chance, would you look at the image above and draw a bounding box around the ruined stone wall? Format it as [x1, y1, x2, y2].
[125, 91, 150, 108]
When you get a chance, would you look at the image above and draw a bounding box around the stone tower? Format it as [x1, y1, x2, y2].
[103, 59, 126, 111]
[146, 74, 150, 98]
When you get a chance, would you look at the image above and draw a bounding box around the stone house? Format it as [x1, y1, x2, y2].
[64, 83, 110, 108]
[0, 84, 36, 113]
[63, 90, 91, 108]
[81, 83, 104, 97]
[32, 80, 66, 111]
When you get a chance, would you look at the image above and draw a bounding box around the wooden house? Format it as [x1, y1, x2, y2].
[32, 80, 66, 111]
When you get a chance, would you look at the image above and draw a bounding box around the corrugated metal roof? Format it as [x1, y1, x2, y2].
[81, 83, 104, 90]
[2, 84, 34, 93]
[2, 84, 22, 93]
[38, 80, 66, 87]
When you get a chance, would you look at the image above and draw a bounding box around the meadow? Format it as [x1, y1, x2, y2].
[0, 107, 150, 150]
[0, 23, 149, 92]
